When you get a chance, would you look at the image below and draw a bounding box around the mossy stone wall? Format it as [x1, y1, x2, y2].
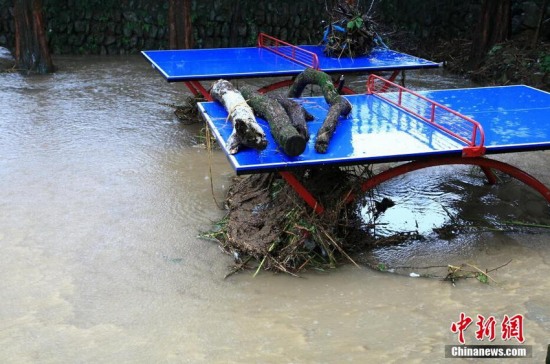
[4, 0, 540, 55]
[0, 0, 330, 54]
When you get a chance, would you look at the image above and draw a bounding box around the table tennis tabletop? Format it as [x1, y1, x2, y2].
[142, 45, 440, 82]
[198, 85, 550, 175]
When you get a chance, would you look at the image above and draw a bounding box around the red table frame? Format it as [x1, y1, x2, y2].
[277, 76, 550, 214]
[280, 157, 550, 215]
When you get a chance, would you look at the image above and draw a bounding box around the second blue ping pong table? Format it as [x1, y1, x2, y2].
[142, 33, 440, 99]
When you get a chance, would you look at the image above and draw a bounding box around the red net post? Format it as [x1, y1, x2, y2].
[366, 74, 485, 157]
[257, 33, 320, 70]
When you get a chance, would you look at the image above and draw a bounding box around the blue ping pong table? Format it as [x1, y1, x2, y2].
[142, 33, 440, 99]
[198, 75, 550, 214]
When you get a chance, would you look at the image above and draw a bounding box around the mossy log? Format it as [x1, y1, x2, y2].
[315, 101, 351, 153]
[288, 68, 352, 153]
[239, 85, 307, 157]
[269, 95, 314, 141]
[210, 79, 267, 154]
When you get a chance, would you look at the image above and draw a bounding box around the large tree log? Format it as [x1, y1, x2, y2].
[239, 85, 307, 157]
[210, 79, 267, 154]
[288, 68, 352, 153]
[468, 0, 511, 69]
[269, 95, 313, 141]
[14, 0, 55, 73]
[168, 0, 194, 49]
[315, 101, 351, 154]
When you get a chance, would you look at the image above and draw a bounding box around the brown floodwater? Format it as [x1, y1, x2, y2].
[1, 56, 549, 363]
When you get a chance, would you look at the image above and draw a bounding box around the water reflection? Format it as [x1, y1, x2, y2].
[360, 162, 550, 273]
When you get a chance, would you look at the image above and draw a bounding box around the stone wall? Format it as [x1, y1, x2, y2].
[0, 0, 546, 55]
[0, 0, 328, 55]
[191, 1, 327, 49]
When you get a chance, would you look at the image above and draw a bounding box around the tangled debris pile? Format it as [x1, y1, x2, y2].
[203, 167, 381, 277]
[160, 95, 205, 124]
[201, 168, 518, 282]
[323, 0, 378, 58]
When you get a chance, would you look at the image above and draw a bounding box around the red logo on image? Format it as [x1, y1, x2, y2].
[451, 313, 525, 344]
[450, 312, 473, 344]
[501, 314, 525, 343]
[475, 314, 497, 341]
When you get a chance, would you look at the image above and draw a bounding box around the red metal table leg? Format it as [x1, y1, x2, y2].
[480, 166, 498, 185]
[345, 157, 550, 205]
[387, 70, 400, 83]
[339, 86, 357, 95]
[184, 81, 199, 96]
[377, 70, 402, 92]
[184, 81, 213, 101]
[276, 157, 545, 214]
[279, 171, 325, 214]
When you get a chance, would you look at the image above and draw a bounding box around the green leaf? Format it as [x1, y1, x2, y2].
[540, 54, 550, 73]
[476, 273, 489, 284]
[488, 45, 502, 56]
[347, 17, 363, 31]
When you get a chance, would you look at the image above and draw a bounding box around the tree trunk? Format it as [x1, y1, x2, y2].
[315, 101, 351, 154]
[240, 85, 307, 157]
[269, 95, 313, 142]
[468, 0, 511, 69]
[14, 0, 54, 74]
[229, 2, 241, 46]
[288, 68, 352, 153]
[168, 0, 194, 49]
[532, 0, 549, 48]
[210, 80, 267, 154]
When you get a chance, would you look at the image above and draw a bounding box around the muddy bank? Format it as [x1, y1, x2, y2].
[389, 30, 550, 91]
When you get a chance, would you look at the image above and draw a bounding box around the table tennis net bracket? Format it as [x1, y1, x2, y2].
[258, 33, 320, 70]
[366, 74, 486, 157]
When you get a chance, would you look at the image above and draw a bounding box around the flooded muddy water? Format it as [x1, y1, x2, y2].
[1, 56, 549, 363]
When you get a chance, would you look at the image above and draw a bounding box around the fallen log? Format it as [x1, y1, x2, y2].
[288, 68, 352, 153]
[239, 85, 307, 157]
[315, 101, 351, 153]
[210, 79, 267, 154]
[269, 95, 313, 141]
